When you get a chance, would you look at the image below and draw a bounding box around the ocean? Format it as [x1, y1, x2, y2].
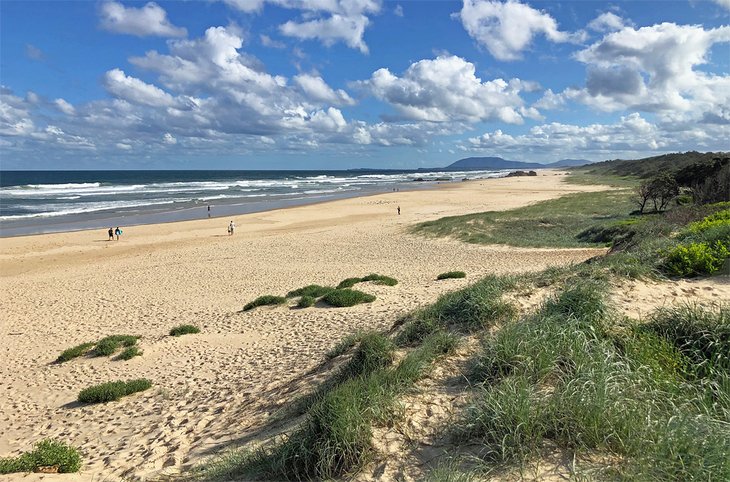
[0, 169, 507, 237]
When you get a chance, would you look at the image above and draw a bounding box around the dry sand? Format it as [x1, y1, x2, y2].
[0, 172, 614, 480]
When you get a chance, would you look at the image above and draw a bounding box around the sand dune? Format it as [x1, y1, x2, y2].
[0, 173, 610, 480]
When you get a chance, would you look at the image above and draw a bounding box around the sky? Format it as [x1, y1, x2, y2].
[0, 0, 729, 170]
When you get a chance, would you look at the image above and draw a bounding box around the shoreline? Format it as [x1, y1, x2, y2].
[1, 172, 610, 480]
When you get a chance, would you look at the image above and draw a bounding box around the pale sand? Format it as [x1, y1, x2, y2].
[0, 172, 611, 480]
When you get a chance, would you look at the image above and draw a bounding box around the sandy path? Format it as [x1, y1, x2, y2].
[0, 173, 608, 480]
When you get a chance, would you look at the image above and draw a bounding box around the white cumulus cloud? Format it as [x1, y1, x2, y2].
[103, 69, 178, 107]
[294, 74, 355, 106]
[457, 0, 585, 61]
[358, 55, 531, 123]
[54, 98, 76, 115]
[587, 12, 628, 33]
[99, 1, 187, 37]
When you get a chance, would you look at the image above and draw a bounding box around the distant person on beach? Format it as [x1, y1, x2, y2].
[108, 227, 114, 241]
[228, 221, 235, 235]
[114, 226, 122, 240]
[207, 205, 211, 218]
[397, 206, 401, 215]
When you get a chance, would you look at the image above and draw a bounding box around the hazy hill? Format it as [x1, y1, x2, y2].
[445, 157, 593, 170]
[577, 151, 728, 178]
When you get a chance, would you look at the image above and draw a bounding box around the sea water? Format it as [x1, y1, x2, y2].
[0, 169, 506, 237]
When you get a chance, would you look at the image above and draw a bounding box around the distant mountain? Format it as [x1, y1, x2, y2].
[446, 157, 543, 170]
[550, 159, 593, 168]
[445, 156, 594, 170]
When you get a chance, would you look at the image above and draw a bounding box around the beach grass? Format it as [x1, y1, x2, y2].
[286, 284, 335, 298]
[296, 295, 317, 308]
[412, 189, 635, 248]
[77, 379, 152, 404]
[55, 342, 95, 363]
[243, 295, 287, 311]
[91, 335, 139, 357]
[117, 346, 142, 360]
[170, 324, 201, 336]
[437, 271, 466, 280]
[322, 289, 376, 307]
[336, 274, 397, 289]
[324, 331, 364, 360]
[0, 439, 81, 474]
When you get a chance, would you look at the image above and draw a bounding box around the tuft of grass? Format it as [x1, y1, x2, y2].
[321, 289, 376, 307]
[336, 274, 398, 289]
[77, 378, 152, 403]
[55, 342, 95, 363]
[117, 346, 142, 361]
[437, 271, 466, 280]
[324, 332, 364, 360]
[296, 295, 316, 308]
[397, 275, 516, 346]
[169, 324, 201, 336]
[0, 439, 81, 474]
[243, 295, 287, 311]
[286, 284, 335, 298]
[91, 335, 138, 357]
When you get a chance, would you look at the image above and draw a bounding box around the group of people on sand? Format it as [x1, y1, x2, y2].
[107, 226, 123, 241]
[227, 220, 235, 235]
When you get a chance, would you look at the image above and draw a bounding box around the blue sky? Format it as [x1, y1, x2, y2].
[1, 0, 728, 169]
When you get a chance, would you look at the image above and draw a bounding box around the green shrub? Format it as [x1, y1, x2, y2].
[117, 346, 142, 360]
[336, 277, 362, 289]
[296, 295, 316, 308]
[663, 241, 729, 276]
[322, 289, 376, 307]
[91, 335, 138, 357]
[78, 379, 152, 403]
[686, 209, 730, 234]
[243, 295, 287, 311]
[56, 342, 95, 363]
[286, 285, 335, 298]
[169, 324, 200, 336]
[336, 274, 397, 289]
[361, 273, 398, 286]
[437, 271, 466, 280]
[0, 439, 82, 474]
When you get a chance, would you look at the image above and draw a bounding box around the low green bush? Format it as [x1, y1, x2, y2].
[322, 289, 376, 307]
[56, 342, 95, 363]
[117, 346, 142, 360]
[662, 241, 729, 276]
[286, 285, 335, 298]
[78, 378, 152, 403]
[437, 271, 466, 280]
[0, 439, 82, 474]
[296, 295, 316, 308]
[243, 295, 287, 311]
[336, 274, 397, 289]
[685, 209, 730, 235]
[91, 335, 138, 357]
[169, 324, 200, 336]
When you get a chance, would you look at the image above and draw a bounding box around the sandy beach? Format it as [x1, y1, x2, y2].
[0, 172, 614, 480]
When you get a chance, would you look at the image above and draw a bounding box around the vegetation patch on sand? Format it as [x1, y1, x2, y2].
[56, 342, 95, 363]
[337, 274, 398, 289]
[77, 379, 152, 404]
[117, 346, 142, 360]
[295, 295, 316, 308]
[321, 289, 376, 307]
[170, 324, 201, 336]
[91, 335, 139, 357]
[286, 284, 335, 298]
[0, 439, 81, 474]
[437, 271, 466, 280]
[243, 295, 287, 311]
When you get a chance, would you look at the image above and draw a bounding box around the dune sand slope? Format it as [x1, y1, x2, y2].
[1, 173, 611, 480]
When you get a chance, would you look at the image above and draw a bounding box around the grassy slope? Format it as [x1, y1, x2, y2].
[189, 159, 728, 481]
[577, 151, 727, 179]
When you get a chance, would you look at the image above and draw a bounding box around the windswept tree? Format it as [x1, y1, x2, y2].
[635, 173, 679, 213]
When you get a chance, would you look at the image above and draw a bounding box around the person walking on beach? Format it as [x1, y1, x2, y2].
[114, 226, 122, 240]
[228, 221, 235, 235]
[207, 205, 211, 218]
[108, 227, 114, 241]
[397, 206, 401, 215]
